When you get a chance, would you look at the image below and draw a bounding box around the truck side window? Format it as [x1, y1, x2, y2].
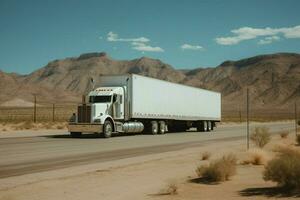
[113, 94, 117, 103]
[119, 95, 122, 103]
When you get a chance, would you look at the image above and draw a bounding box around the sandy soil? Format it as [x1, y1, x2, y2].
[0, 130, 298, 200]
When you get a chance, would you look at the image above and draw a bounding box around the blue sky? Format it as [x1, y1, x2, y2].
[0, 0, 300, 74]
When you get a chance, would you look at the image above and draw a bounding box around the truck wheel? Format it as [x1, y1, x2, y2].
[197, 121, 206, 132]
[203, 121, 208, 132]
[70, 132, 82, 138]
[103, 120, 113, 138]
[210, 121, 214, 131]
[151, 121, 158, 135]
[158, 121, 166, 134]
[207, 121, 211, 132]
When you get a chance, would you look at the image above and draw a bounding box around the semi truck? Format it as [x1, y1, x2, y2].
[68, 74, 221, 138]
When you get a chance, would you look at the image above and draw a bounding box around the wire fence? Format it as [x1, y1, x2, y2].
[0, 102, 78, 123]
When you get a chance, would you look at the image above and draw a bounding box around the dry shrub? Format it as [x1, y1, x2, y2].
[196, 153, 237, 182]
[250, 127, 271, 148]
[263, 146, 300, 189]
[2, 128, 7, 131]
[296, 135, 300, 146]
[56, 124, 65, 129]
[16, 121, 35, 130]
[160, 182, 178, 195]
[201, 151, 211, 160]
[241, 149, 268, 165]
[279, 131, 289, 139]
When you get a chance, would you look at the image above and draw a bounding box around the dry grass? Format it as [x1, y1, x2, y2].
[263, 146, 300, 189]
[241, 149, 269, 165]
[0, 122, 67, 131]
[196, 153, 237, 182]
[201, 151, 211, 160]
[250, 127, 271, 148]
[279, 130, 289, 139]
[16, 121, 35, 130]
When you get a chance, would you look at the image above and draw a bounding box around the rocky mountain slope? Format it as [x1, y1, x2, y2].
[1, 52, 299, 112]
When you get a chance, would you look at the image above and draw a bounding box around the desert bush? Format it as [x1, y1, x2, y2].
[201, 151, 211, 160]
[56, 124, 65, 129]
[250, 127, 271, 148]
[163, 183, 178, 195]
[279, 131, 289, 139]
[241, 149, 268, 165]
[196, 153, 237, 182]
[296, 135, 300, 146]
[17, 121, 34, 130]
[263, 147, 300, 189]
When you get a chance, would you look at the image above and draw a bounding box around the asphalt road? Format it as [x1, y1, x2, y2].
[0, 122, 294, 178]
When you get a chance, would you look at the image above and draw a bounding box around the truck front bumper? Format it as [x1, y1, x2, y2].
[68, 123, 103, 133]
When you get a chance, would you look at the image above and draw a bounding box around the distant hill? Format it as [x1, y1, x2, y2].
[1, 52, 299, 114]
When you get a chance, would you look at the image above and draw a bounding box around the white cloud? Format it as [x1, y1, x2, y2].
[106, 32, 164, 52]
[131, 42, 164, 52]
[181, 43, 203, 50]
[258, 36, 280, 45]
[216, 25, 300, 45]
[107, 31, 150, 43]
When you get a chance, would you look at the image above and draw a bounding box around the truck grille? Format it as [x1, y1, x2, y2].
[77, 104, 91, 123]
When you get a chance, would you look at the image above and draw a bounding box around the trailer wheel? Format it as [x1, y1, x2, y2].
[210, 121, 214, 131]
[158, 121, 166, 134]
[207, 121, 212, 132]
[70, 132, 82, 138]
[103, 120, 113, 138]
[151, 121, 158, 135]
[203, 121, 208, 132]
[197, 121, 208, 132]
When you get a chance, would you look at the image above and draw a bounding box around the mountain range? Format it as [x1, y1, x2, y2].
[1, 52, 299, 114]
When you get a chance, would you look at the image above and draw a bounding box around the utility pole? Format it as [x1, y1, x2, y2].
[33, 94, 37, 123]
[246, 88, 250, 150]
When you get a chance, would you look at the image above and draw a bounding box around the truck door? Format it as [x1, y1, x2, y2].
[112, 93, 124, 120]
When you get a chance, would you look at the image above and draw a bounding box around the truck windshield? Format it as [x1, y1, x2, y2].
[89, 95, 111, 103]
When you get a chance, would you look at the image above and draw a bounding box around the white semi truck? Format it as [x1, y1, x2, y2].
[68, 74, 221, 138]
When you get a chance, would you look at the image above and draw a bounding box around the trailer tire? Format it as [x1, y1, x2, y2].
[70, 132, 82, 138]
[203, 121, 208, 132]
[151, 121, 158, 135]
[103, 120, 113, 138]
[158, 121, 166, 134]
[207, 121, 212, 132]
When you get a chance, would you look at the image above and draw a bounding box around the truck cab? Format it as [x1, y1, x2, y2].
[89, 87, 125, 122]
[68, 86, 125, 138]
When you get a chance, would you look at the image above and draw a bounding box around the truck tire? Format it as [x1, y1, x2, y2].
[207, 121, 211, 131]
[210, 121, 214, 131]
[70, 132, 82, 138]
[203, 121, 208, 132]
[197, 121, 207, 132]
[158, 121, 166, 134]
[103, 120, 113, 138]
[151, 121, 158, 135]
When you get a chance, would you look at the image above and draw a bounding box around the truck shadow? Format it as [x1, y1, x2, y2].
[42, 130, 201, 139]
[239, 187, 300, 198]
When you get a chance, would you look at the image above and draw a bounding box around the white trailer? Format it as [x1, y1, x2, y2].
[68, 74, 221, 138]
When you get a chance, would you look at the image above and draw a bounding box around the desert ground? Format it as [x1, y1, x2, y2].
[0, 121, 298, 200]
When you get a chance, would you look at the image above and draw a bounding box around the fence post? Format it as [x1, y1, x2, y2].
[33, 94, 37, 123]
[52, 103, 55, 122]
[295, 101, 298, 136]
[246, 88, 250, 150]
